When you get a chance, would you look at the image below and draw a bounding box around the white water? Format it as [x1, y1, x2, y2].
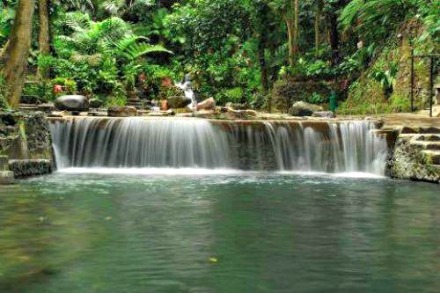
[176, 82, 197, 110]
[50, 118, 389, 176]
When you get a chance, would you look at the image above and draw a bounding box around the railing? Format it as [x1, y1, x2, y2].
[410, 52, 440, 117]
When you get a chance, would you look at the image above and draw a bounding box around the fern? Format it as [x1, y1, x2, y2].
[121, 43, 173, 60]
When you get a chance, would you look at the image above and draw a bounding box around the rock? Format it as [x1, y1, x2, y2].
[166, 109, 176, 116]
[47, 113, 64, 118]
[312, 111, 336, 118]
[167, 96, 192, 109]
[147, 110, 175, 117]
[289, 101, 323, 117]
[161, 99, 169, 111]
[197, 97, 216, 111]
[37, 103, 55, 113]
[89, 98, 104, 108]
[0, 112, 20, 126]
[54, 95, 89, 112]
[228, 109, 258, 118]
[9, 159, 52, 178]
[390, 135, 440, 183]
[225, 102, 249, 110]
[20, 95, 41, 104]
[108, 106, 138, 117]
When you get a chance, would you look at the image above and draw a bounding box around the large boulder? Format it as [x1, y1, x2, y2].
[108, 106, 138, 117]
[197, 97, 216, 111]
[54, 95, 89, 112]
[289, 101, 323, 117]
[167, 96, 192, 109]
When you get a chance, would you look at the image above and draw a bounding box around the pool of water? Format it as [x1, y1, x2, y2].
[0, 172, 439, 292]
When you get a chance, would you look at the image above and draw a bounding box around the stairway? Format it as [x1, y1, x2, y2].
[409, 134, 440, 168]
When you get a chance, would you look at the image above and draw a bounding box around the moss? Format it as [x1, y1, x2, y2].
[338, 76, 387, 115]
[339, 23, 433, 115]
[0, 76, 10, 110]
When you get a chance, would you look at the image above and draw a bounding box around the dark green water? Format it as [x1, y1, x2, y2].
[0, 172, 439, 293]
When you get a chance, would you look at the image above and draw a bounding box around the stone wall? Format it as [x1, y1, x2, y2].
[9, 159, 52, 179]
[389, 133, 440, 184]
[0, 111, 53, 179]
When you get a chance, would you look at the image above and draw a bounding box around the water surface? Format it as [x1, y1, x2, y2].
[0, 173, 439, 292]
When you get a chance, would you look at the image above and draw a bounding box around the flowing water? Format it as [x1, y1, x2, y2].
[0, 173, 439, 293]
[50, 118, 388, 175]
[2, 118, 436, 292]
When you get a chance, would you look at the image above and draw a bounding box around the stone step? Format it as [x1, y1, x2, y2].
[401, 127, 440, 134]
[415, 134, 440, 142]
[422, 150, 440, 165]
[410, 141, 440, 150]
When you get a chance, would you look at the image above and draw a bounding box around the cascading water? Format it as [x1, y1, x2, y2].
[49, 117, 389, 175]
[50, 118, 230, 169]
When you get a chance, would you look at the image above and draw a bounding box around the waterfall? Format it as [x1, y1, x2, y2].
[49, 117, 388, 175]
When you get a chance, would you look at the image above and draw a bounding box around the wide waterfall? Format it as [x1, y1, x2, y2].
[49, 117, 389, 175]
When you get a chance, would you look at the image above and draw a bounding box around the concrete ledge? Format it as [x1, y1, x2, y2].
[9, 159, 52, 179]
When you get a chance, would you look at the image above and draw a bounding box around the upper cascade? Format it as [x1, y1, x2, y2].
[49, 117, 388, 175]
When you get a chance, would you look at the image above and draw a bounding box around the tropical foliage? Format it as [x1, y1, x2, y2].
[0, 0, 438, 110]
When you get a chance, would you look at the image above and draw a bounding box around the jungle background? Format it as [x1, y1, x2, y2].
[0, 0, 439, 114]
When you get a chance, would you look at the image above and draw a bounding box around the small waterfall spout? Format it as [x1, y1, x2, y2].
[176, 74, 197, 110]
[50, 118, 388, 176]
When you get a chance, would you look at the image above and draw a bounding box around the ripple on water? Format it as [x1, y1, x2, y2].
[1, 172, 439, 293]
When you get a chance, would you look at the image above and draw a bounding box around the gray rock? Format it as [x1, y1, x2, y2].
[197, 97, 216, 111]
[55, 95, 89, 112]
[167, 96, 192, 109]
[108, 106, 138, 117]
[312, 111, 336, 118]
[21, 95, 41, 104]
[289, 101, 323, 117]
[9, 159, 52, 178]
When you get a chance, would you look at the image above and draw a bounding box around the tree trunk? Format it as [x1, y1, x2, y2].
[315, 0, 323, 57]
[1, 0, 36, 108]
[328, 11, 340, 66]
[285, 16, 295, 67]
[37, 0, 51, 79]
[293, 0, 299, 57]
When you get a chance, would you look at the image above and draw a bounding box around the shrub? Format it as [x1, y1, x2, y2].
[272, 78, 333, 112]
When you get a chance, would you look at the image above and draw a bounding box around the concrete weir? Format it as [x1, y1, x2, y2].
[47, 116, 389, 176]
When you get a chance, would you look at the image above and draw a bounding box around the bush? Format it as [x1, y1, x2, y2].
[50, 78, 78, 98]
[272, 78, 333, 112]
[307, 92, 327, 105]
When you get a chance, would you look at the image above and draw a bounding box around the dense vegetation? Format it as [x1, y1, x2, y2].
[0, 0, 439, 112]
